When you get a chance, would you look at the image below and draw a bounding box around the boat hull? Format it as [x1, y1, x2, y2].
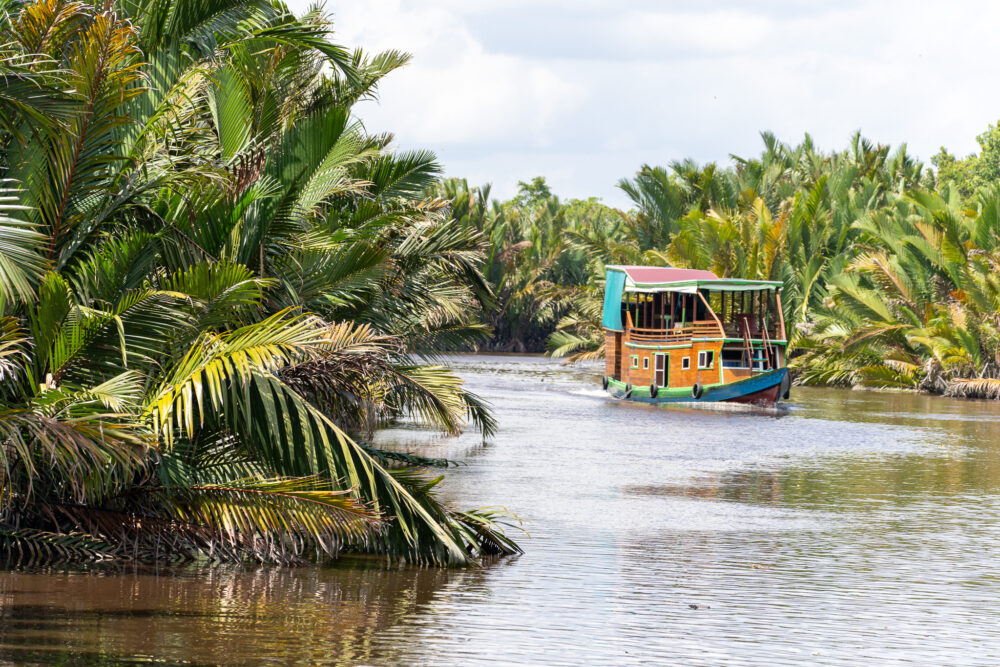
[606, 368, 789, 405]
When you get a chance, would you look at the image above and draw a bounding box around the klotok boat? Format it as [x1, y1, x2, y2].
[601, 265, 790, 404]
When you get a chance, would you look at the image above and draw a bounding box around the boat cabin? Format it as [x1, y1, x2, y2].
[602, 265, 787, 399]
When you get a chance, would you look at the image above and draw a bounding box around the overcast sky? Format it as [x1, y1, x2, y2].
[287, 1, 1000, 208]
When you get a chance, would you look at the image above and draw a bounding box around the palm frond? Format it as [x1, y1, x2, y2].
[0, 527, 116, 565]
[128, 476, 382, 563]
[0, 182, 46, 303]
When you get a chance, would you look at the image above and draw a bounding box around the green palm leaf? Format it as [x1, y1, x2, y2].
[0, 182, 46, 303]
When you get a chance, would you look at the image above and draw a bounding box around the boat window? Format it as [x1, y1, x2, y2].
[642, 357, 649, 370]
[698, 350, 714, 369]
[681, 356, 690, 370]
[631, 355, 639, 369]
[722, 348, 747, 368]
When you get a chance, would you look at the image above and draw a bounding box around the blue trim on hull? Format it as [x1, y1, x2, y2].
[608, 368, 788, 404]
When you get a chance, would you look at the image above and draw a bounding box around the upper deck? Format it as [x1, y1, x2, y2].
[605, 265, 783, 294]
[602, 265, 787, 345]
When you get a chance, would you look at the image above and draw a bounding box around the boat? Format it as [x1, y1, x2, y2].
[601, 265, 790, 404]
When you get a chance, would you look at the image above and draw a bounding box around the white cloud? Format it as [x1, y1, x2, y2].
[617, 10, 775, 54]
[330, 1, 584, 146]
[288, 1, 1000, 208]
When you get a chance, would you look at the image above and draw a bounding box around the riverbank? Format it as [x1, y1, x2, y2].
[793, 376, 1000, 401]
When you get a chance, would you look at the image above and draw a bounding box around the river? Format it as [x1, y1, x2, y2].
[2, 355, 1000, 665]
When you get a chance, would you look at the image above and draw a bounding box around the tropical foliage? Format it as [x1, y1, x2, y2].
[613, 134, 1000, 396]
[430, 176, 622, 353]
[0, 0, 520, 566]
[445, 131, 1000, 397]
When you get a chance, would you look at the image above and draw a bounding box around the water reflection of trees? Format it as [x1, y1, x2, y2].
[0, 562, 482, 665]
[635, 447, 1000, 511]
[628, 388, 1000, 510]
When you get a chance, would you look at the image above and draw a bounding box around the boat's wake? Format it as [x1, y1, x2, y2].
[568, 386, 792, 416]
[661, 399, 792, 417]
[568, 387, 610, 399]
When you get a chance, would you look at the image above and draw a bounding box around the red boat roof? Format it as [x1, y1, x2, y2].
[613, 265, 719, 285]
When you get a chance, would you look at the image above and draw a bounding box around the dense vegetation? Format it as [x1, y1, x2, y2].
[455, 134, 1000, 399]
[0, 0, 521, 565]
[4, 0, 999, 569]
[430, 176, 620, 353]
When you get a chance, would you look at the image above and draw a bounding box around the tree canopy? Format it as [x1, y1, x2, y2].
[457, 130, 1000, 399]
[0, 0, 520, 566]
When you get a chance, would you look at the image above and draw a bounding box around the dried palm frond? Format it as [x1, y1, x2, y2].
[944, 378, 1000, 400]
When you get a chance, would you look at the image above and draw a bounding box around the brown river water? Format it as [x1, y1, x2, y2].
[2, 354, 1000, 665]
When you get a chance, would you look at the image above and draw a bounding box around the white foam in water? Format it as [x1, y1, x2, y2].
[568, 385, 790, 416]
[568, 387, 610, 399]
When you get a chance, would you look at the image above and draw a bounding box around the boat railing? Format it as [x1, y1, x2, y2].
[740, 317, 755, 375]
[722, 321, 783, 340]
[627, 320, 723, 344]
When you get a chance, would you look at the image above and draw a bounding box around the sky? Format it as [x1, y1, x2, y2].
[286, 1, 1000, 208]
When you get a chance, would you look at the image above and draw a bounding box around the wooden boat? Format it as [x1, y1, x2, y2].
[601, 265, 790, 405]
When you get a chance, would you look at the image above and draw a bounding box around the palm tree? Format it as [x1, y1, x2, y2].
[0, 0, 519, 566]
[794, 188, 1000, 392]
